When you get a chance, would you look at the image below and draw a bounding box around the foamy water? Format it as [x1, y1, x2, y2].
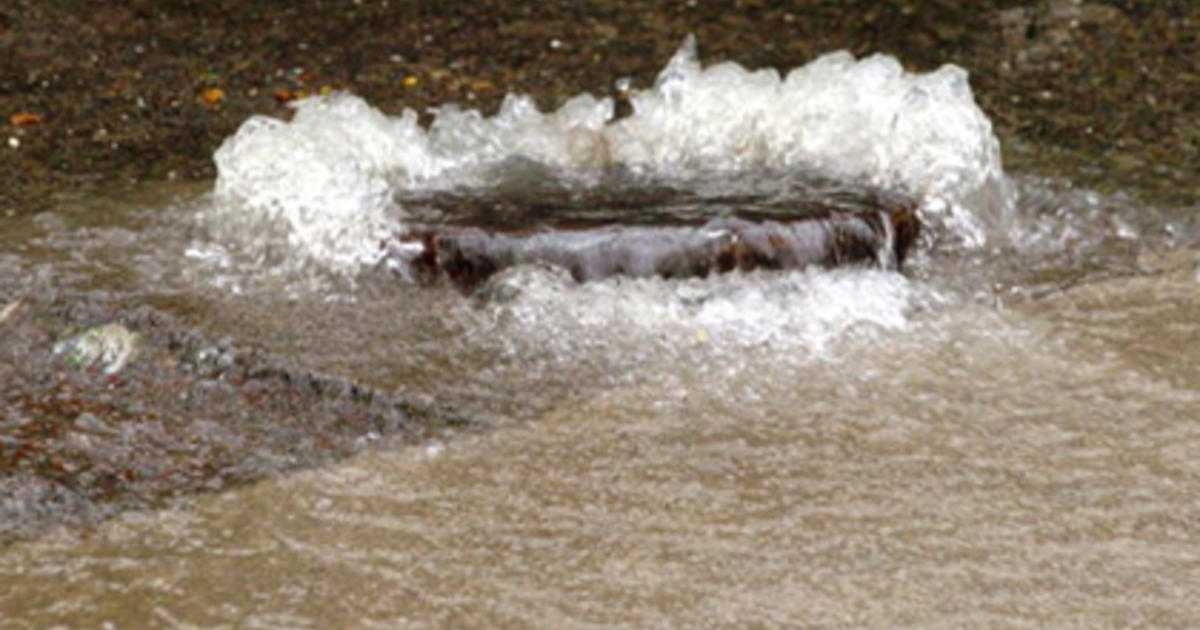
[208, 36, 1013, 277]
[469, 265, 941, 360]
[4, 30, 1200, 630]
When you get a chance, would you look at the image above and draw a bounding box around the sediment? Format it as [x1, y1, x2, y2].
[0, 295, 476, 545]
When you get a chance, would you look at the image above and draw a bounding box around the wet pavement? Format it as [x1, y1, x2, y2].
[2, 1, 1196, 212]
[1, 0, 1198, 544]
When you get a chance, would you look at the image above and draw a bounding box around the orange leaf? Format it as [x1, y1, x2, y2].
[10, 112, 44, 127]
[202, 88, 225, 104]
[272, 89, 308, 103]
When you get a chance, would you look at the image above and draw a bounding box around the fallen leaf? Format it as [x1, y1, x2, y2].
[402, 75, 419, 88]
[202, 88, 225, 104]
[10, 112, 44, 127]
[272, 88, 308, 103]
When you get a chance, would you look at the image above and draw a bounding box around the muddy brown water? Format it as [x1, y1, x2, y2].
[1, 174, 1199, 628]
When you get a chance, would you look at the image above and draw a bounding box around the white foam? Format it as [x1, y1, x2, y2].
[473, 264, 935, 359]
[210, 35, 1013, 275]
[608, 37, 1011, 244]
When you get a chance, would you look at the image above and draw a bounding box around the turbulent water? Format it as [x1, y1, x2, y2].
[2, 38, 1200, 628]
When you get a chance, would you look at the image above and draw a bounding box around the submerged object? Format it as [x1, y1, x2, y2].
[386, 182, 919, 291]
[52, 323, 140, 375]
[212, 37, 1009, 278]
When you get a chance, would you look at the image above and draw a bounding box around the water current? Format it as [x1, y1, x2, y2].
[2, 38, 1199, 628]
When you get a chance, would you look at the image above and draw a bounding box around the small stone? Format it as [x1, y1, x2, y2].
[0, 298, 20, 323]
[53, 323, 140, 374]
[74, 412, 117, 436]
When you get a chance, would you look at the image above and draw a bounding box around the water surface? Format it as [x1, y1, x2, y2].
[2, 40, 1199, 629]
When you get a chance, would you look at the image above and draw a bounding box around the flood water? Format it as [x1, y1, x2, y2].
[3, 41, 1200, 628]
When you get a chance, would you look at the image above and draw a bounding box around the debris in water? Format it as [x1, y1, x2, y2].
[273, 88, 304, 103]
[202, 87, 226, 104]
[9, 112, 44, 127]
[52, 323, 140, 374]
[388, 192, 919, 291]
[212, 34, 1009, 276]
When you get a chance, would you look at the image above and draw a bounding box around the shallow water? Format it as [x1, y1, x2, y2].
[3, 42, 1200, 628]
[3, 175, 1199, 630]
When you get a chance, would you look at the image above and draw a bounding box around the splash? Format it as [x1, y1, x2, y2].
[471, 264, 935, 360]
[209, 36, 1012, 276]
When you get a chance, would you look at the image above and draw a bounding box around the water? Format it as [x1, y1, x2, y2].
[2, 38, 1200, 628]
